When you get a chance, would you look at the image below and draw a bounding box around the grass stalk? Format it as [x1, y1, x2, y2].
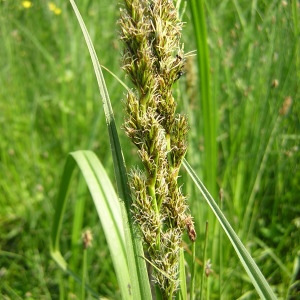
[219, 192, 223, 300]
[81, 247, 87, 300]
[292, 0, 299, 79]
[189, 0, 217, 198]
[200, 221, 208, 300]
[189, 238, 196, 300]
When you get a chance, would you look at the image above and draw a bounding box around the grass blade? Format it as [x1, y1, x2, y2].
[68, 1, 151, 298]
[176, 248, 187, 300]
[183, 159, 277, 300]
[50, 150, 131, 298]
[189, 0, 217, 198]
[69, 0, 125, 200]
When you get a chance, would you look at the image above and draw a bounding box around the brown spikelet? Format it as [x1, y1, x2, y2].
[279, 96, 292, 116]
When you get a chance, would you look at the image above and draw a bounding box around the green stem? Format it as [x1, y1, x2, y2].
[200, 221, 208, 300]
[168, 283, 175, 300]
[189, 0, 217, 198]
[165, 133, 174, 170]
[81, 248, 87, 300]
[148, 177, 161, 251]
[190, 241, 196, 300]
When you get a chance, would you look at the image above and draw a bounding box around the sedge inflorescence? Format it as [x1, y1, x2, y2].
[119, 0, 196, 297]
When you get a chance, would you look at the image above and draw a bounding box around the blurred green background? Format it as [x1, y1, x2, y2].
[0, 0, 299, 299]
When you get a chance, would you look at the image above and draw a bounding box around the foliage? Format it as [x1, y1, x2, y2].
[0, 0, 299, 299]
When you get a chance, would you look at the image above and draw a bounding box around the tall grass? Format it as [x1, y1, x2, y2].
[0, 0, 299, 299]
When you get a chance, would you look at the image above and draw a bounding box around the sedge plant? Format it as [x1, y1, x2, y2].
[50, 0, 277, 299]
[119, 0, 196, 297]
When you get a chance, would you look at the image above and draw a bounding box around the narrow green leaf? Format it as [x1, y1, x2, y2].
[190, 242, 196, 300]
[176, 248, 187, 300]
[51, 154, 77, 259]
[183, 159, 277, 300]
[50, 150, 131, 299]
[189, 0, 217, 198]
[68, 1, 151, 298]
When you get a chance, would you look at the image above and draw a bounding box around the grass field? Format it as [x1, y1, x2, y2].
[0, 0, 299, 299]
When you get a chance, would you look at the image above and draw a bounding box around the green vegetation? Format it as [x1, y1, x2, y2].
[0, 0, 299, 299]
